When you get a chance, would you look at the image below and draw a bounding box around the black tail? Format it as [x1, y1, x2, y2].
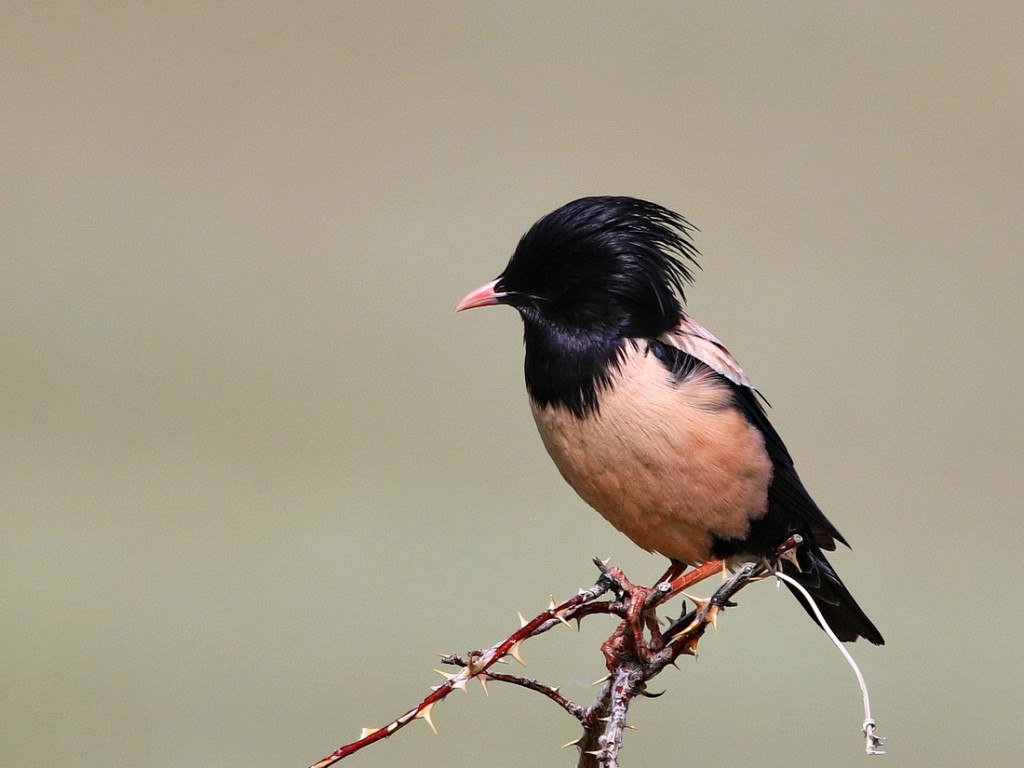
[782, 540, 884, 645]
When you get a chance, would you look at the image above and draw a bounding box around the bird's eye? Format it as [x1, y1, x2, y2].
[546, 276, 569, 296]
[650, 341, 666, 359]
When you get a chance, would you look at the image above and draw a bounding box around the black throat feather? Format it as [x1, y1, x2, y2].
[522, 312, 629, 418]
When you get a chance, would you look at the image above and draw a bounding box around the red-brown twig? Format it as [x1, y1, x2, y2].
[307, 566, 617, 768]
[469, 669, 587, 720]
[307, 551, 785, 768]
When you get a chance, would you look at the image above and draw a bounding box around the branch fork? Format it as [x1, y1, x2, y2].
[308, 536, 882, 767]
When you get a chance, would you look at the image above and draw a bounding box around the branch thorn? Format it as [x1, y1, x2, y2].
[680, 591, 709, 612]
[415, 702, 438, 734]
[507, 641, 526, 666]
[707, 605, 720, 633]
[780, 549, 801, 572]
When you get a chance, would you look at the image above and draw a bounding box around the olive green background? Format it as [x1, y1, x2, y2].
[3, 3, 1021, 767]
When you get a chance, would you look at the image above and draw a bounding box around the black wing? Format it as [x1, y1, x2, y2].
[655, 325, 883, 644]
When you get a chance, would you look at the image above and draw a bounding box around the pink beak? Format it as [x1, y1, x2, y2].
[455, 278, 505, 312]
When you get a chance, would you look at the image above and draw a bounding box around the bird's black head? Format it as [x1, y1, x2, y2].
[456, 196, 701, 416]
[495, 196, 700, 338]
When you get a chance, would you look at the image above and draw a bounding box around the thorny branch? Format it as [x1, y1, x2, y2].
[307, 535, 882, 768]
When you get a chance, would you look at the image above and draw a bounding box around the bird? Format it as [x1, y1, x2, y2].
[456, 196, 883, 645]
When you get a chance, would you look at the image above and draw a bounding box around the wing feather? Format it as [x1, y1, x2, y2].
[656, 314, 849, 550]
[660, 314, 752, 388]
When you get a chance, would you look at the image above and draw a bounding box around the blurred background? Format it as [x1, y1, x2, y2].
[2, 3, 1021, 766]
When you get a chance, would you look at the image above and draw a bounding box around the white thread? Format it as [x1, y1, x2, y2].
[772, 568, 886, 756]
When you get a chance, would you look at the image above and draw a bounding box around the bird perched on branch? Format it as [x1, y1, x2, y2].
[457, 196, 883, 645]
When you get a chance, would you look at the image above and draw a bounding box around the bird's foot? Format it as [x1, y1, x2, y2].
[663, 559, 726, 599]
[599, 560, 735, 668]
[655, 559, 688, 586]
[601, 628, 631, 670]
[600, 614, 660, 669]
[596, 567, 662, 667]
